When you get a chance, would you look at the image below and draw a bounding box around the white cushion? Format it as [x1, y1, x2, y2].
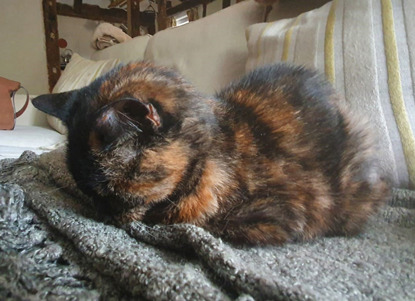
[245, 0, 415, 188]
[50, 53, 121, 134]
[90, 34, 151, 63]
[144, 0, 265, 95]
[0, 126, 66, 159]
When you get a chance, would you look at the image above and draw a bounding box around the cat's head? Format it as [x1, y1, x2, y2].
[32, 62, 216, 215]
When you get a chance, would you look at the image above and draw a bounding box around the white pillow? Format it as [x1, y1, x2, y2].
[144, 0, 266, 95]
[50, 53, 120, 134]
[245, 0, 415, 189]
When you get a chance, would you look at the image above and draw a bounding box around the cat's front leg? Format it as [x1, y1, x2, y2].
[216, 222, 290, 246]
[114, 205, 150, 225]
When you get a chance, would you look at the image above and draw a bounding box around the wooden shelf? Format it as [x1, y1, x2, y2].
[57, 2, 128, 24]
[109, 0, 127, 8]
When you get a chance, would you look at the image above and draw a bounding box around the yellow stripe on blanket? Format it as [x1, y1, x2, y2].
[282, 14, 303, 62]
[324, 0, 337, 84]
[256, 22, 274, 66]
[382, 0, 415, 187]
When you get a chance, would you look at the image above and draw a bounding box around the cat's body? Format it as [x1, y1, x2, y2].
[33, 62, 390, 245]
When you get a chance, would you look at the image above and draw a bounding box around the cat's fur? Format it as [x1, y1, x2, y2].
[33, 62, 390, 245]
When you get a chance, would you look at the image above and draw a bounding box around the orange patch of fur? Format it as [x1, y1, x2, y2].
[112, 81, 178, 114]
[234, 90, 309, 156]
[127, 140, 189, 203]
[176, 160, 230, 225]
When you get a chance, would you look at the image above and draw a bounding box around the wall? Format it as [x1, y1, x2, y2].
[57, 16, 99, 59]
[0, 0, 49, 95]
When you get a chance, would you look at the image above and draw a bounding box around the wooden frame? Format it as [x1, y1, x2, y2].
[56, 2, 128, 23]
[42, 0, 61, 92]
[127, 0, 141, 37]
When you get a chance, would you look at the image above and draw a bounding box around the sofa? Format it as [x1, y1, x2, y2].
[0, 1, 414, 299]
[2, 0, 414, 190]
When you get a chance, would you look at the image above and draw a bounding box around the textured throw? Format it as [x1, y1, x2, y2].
[0, 149, 414, 300]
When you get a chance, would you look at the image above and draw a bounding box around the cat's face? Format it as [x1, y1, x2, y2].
[33, 62, 215, 215]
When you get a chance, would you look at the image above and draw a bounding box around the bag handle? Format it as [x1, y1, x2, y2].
[12, 86, 29, 118]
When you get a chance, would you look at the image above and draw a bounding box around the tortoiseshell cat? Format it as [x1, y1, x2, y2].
[33, 62, 390, 245]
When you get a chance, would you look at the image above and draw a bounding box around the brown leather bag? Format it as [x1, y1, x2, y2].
[0, 76, 29, 130]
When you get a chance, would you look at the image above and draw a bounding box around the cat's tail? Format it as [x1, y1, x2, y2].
[330, 105, 392, 236]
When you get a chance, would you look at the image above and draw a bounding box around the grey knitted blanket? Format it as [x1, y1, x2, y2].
[0, 149, 414, 300]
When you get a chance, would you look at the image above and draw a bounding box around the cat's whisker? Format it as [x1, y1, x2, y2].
[165, 197, 178, 208]
[116, 111, 143, 132]
[43, 185, 72, 194]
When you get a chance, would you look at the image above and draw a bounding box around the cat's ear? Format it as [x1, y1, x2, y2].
[32, 91, 74, 123]
[93, 98, 161, 145]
